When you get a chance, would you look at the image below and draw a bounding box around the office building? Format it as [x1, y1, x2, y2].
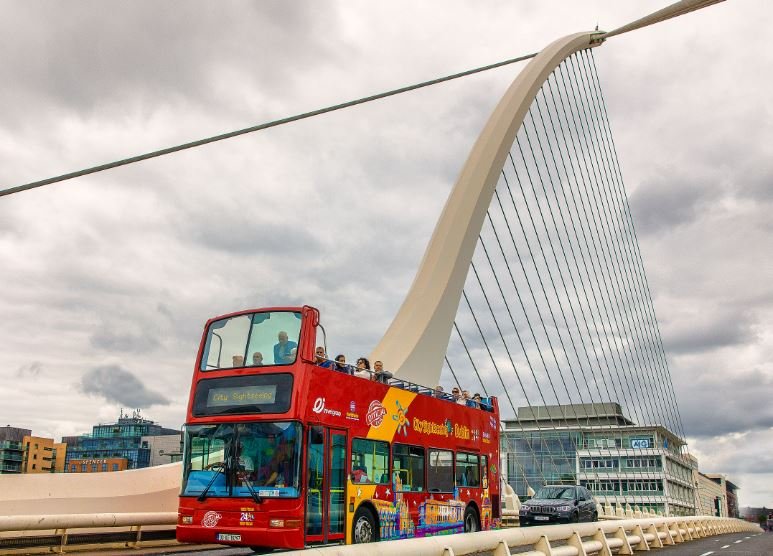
[705, 474, 740, 518]
[22, 435, 67, 473]
[694, 470, 728, 517]
[0, 426, 30, 474]
[64, 410, 179, 473]
[501, 403, 696, 516]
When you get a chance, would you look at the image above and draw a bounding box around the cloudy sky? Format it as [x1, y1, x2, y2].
[1, 1, 771, 507]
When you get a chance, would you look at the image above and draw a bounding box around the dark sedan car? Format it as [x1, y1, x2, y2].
[519, 485, 598, 526]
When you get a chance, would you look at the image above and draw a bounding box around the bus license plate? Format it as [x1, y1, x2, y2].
[216, 533, 242, 541]
[534, 516, 549, 521]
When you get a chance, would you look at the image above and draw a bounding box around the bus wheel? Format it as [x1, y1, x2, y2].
[353, 506, 377, 543]
[463, 506, 480, 533]
[249, 547, 270, 554]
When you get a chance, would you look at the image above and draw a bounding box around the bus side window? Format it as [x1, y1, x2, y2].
[456, 452, 480, 488]
[427, 449, 454, 492]
[392, 444, 425, 492]
[351, 438, 389, 484]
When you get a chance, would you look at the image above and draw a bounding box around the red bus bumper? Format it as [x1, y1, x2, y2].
[176, 498, 305, 550]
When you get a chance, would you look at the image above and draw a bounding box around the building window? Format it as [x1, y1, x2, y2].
[102, 463, 108, 472]
[112, 463, 119, 471]
[71, 464, 76, 472]
[81, 464, 86, 472]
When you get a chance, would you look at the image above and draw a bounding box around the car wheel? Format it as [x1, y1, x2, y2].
[353, 506, 378, 544]
[464, 506, 480, 533]
[570, 512, 579, 523]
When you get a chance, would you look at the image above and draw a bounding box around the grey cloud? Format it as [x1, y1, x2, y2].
[90, 328, 161, 354]
[78, 365, 170, 407]
[16, 361, 43, 378]
[663, 308, 757, 355]
[0, 3, 342, 127]
[676, 368, 773, 437]
[628, 170, 721, 235]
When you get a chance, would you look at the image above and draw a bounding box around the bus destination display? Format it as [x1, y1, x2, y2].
[207, 385, 277, 407]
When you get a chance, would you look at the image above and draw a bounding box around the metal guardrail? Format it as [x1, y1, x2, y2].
[0, 512, 760, 554]
[0, 512, 177, 553]
[283, 516, 761, 555]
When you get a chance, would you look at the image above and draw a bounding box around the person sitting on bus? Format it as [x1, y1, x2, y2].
[452, 387, 465, 405]
[352, 456, 369, 483]
[234, 444, 255, 480]
[273, 331, 298, 365]
[463, 390, 476, 407]
[314, 346, 333, 368]
[263, 440, 292, 488]
[372, 360, 392, 383]
[469, 392, 482, 408]
[232, 354, 244, 367]
[354, 357, 370, 379]
[333, 354, 351, 374]
[434, 385, 445, 398]
[252, 352, 264, 366]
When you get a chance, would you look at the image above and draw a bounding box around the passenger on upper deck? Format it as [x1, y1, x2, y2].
[470, 393, 482, 408]
[252, 352, 264, 366]
[452, 387, 465, 405]
[354, 357, 370, 379]
[232, 355, 245, 367]
[273, 331, 297, 365]
[333, 354, 351, 374]
[372, 360, 392, 384]
[314, 346, 334, 369]
[434, 385, 445, 398]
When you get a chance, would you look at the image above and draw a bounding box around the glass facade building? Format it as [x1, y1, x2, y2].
[64, 411, 179, 472]
[0, 426, 30, 474]
[501, 403, 697, 516]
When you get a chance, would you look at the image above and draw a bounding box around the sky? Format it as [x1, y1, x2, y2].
[1, 1, 771, 507]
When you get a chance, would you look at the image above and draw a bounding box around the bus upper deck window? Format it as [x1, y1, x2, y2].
[201, 311, 302, 371]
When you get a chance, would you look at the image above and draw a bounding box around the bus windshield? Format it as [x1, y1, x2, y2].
[201, 311, 302, 370]
[181, 422, 301, 499]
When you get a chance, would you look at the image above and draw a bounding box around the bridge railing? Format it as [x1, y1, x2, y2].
[0, 512, 177, 553]
[286, 516, 761, 555]
[0, 511, 759, 554]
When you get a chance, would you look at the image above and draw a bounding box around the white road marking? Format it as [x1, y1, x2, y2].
[734, 539, 743, 543]
[721, 544, 730, 549]
[698, 551, 714, 556]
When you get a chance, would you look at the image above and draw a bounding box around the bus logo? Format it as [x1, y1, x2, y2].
[201, 511, 222, 528]
[366, 400, 387, 427]
[312, 397, 342, 417]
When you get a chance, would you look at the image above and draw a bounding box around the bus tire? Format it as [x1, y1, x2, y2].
[463, 505, 480, 533]
[353, 506, 378, 544]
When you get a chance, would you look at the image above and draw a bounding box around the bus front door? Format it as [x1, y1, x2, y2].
[305, 425, 347, 544]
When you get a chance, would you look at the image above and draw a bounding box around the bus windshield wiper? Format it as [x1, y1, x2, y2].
[197, 462, 225, 502]
[239, 474, 264, 505]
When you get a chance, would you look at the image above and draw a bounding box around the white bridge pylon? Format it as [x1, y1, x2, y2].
[371, 32, 603, 387]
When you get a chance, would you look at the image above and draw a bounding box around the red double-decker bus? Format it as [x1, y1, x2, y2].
[176, 306, 501, 551]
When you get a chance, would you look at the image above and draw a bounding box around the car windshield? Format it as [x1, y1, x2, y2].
[201, 311, 302, 370]
[533, 486, 576, 500]
[181, 421, 301, 498]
